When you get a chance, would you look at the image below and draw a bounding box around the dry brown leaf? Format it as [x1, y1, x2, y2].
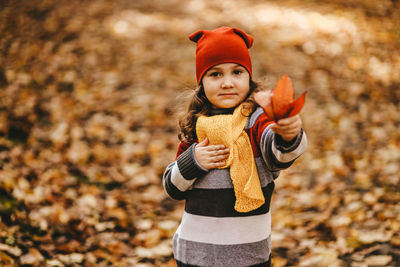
[271, 256, 288, 267]
[0, 243, 22, 257]
[20, 248, 44, 265]
[364, 255, 392, 266]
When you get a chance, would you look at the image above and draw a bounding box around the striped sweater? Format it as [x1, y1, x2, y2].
[163, 107, 308, 266]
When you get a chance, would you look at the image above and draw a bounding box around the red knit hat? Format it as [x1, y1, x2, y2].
[189, 26, 253, 84]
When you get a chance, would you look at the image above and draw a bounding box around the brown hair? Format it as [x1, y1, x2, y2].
[177, 79, 260, 145]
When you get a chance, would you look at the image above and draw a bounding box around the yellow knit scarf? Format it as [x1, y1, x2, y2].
[196, 104, 265, 212]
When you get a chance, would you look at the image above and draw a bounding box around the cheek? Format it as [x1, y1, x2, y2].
[239, 84, 250, 97]
[203, 82, 218, 96]
[238, 76, 250, 94]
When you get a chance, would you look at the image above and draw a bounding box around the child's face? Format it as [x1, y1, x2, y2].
[202, 63, 250, 109]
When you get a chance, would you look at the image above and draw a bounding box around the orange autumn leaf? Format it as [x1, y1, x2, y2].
[263, 74, 306, 121]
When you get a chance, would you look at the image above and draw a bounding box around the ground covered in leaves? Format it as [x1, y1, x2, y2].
[0, 0, 399, 266]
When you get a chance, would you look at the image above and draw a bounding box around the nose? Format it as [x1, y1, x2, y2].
[221, 77, 233, 88]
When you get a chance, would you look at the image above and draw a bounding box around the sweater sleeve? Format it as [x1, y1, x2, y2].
[163, 143, 208, 200]
[261, 127, 307, 172]
[249, 108, 308, 172]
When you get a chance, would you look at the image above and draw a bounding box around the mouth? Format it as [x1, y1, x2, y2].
[219, 93, 237, 96]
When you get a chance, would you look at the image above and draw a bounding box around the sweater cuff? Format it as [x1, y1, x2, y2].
[176, 144, 208, 180]
[275, 129, 304, 152]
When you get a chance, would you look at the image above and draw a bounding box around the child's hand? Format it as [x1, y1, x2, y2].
[194, 138, 230, 170]
[254, 90, 273, 110]
[271, 115, 302, 142]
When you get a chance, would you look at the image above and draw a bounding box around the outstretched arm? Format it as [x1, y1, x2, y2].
[254, 91, 307, 172]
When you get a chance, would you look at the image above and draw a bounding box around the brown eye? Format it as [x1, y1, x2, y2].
[210, 72, 221, 77]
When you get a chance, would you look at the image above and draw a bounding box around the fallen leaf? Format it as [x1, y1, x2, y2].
[20, 248, 44, 265]
[58, 253, 85, 264]
[0, 243, 22, 257]
[135, 241, 172, 258]
[358, 230, 392, 244]
[46, 259, 64, 266]
[133, 229, 161, 247]
[106, 241, 133, 256]
[0, 251, 16, 265]
[364, 255, 392, 266]
[391, 233, 400, 246]
[57, 240, 82, 253]
[158, 220, 179, 237]
[271, 256, 288, 267]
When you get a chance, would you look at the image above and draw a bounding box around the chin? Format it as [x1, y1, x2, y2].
[220, 101, 241, 109]
[218, 104, 236, 109]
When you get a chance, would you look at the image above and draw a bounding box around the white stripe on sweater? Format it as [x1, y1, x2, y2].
[272, 131, 308, 163]
[171, 163, 196, 192]
[176, 211, 271, 245]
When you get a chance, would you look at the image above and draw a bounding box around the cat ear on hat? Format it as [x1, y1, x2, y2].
[232, 28, 253, 48]
[189, 30, 206, 43]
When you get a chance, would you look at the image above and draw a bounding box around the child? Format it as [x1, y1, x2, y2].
[163, 26, 307, 267]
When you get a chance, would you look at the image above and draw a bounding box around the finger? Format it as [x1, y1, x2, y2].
[254, 91, 272, 108]
[270, 127, 282, 136]
[211, 161, 226, 168]
[273, 127, 295, 137]
[282, 132, 299, 140]
[276, 115, 299, 126]
[213, 148, 230, 156]
[197, 137, 209, 147]
[276, 127, 301, 137]
[218, 153, 230, 160]
[210, 154, 229, 163]
[275, 118, 302, 130]
[280, 129, 301, 140]
[279, 115, 302, 127]
[205, 144, 227, 151]
[203, 137, 209, 146]
[202, 161, 223, 170]
[274, 123, 300, 132]
[270, 123, 279, 133]
[207, 149, 229, 158]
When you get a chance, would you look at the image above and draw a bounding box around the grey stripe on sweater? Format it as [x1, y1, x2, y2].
[173, 233, 271, 267]
[193, 157, 274, 189]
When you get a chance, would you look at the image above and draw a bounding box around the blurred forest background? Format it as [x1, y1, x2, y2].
[0, 0, 399, 266]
